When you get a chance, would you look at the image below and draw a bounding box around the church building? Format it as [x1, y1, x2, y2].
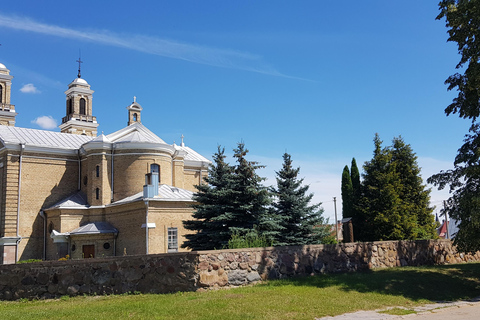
[0, 61, 210, 264]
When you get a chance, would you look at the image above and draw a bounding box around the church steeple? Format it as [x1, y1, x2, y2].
[59, 57, 99, 136]
[126, 96, 142, 126]
[0, 62, 17, 126]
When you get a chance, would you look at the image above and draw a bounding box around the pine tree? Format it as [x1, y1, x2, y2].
[341, 165, 353, 218]
[350, 158, 361, 205]
[182, 146, 235, 250]
[271, 153, 330, 246]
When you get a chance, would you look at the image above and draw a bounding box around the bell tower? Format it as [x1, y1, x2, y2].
[59, 57, 99, 136]
[0, 62, 17, 126]
[127, 97, 142, 126]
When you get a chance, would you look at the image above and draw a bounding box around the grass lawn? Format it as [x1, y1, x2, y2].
[0, 263, 479, 320]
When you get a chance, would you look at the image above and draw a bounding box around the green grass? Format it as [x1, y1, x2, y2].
[0, 263, 479, 320]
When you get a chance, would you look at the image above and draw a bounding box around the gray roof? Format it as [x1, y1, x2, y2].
[0, 126, 92, 149]
[106, 122, 166, 144]
[177, 145, 210, 163]
[115, 184, 194, 204]
[70, 222, 118, 235]
[47, 192, 88, 209]
[46, 184, 194, 210]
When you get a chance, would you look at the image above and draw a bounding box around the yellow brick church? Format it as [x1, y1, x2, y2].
[0, 62, 209, 264]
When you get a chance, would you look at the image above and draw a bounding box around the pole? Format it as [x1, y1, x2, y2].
[444, 201, 450, 240]
[334, 197, 338, 243]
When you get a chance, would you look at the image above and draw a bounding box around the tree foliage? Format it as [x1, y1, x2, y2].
[341, 165, 353, 219]
[358, 135, 436, 241]
[182, 143, 272, 250]
[428, 1, 480, 252]
[182, 146, 235, 250]
[270, 153, 330, 245]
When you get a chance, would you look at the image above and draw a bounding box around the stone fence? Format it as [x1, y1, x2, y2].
[0, 239, 479, 300]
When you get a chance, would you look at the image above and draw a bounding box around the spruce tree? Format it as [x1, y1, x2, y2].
[341, 165, 353, 218]
[229, 143, 272, 237]
[271, 153, 330, 245]
[182, 146, 235, 250]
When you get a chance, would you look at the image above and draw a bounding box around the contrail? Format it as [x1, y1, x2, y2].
[0, 13, 303, 78]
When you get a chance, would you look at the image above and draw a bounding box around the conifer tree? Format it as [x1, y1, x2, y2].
[341, 165, 353, 218]
[271, 153, 330, 245]
[182, 146, 235, 250]
[229, 143, 272, 237]
[358, 134, 436, 241]
[350, 158, 361, 204]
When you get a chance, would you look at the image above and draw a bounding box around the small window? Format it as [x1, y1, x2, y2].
[80, 98, 86, 115]
[67, 98, 73, 114]
[96, 165, 100, 178]
[96, 188, 100, 200]
[1, 84, 3, 103]
[168, 228, 178, 252]
[133, 113, 138, 121]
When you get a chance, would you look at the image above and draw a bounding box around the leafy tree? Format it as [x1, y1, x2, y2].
[270, 153, 330, 245]
[341, 165, 353, 218]
[182, 146, 235, 250]
[428, 0, 480, 252]
[358, 134, 436, 241]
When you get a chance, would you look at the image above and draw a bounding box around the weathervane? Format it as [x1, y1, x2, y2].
[76, 50, 83, 78]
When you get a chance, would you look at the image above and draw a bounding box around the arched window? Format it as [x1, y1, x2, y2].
[80, 98, 86, 115]
[133, 113, 137, 122]
[96, 165, 100, 178]
[0, 84, 3, 104]
[95, 188, 100, 200]
[151, 164, 160, 183]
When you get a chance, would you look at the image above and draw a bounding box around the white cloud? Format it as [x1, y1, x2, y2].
[0, 13, 300, 79]
[19, 83, 40, 94]
[31, 116, 57, 129]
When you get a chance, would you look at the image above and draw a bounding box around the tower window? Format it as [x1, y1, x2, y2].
[80, 98, 86, 115]
[96, 188, 100, 200]
[0, 84, 3, 104]
[133, 113, 138, 121]
[67, 98, 73, 114]
[96, 165, 100, 178]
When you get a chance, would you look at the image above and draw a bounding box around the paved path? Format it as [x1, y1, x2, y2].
[316, 298, 480, 320]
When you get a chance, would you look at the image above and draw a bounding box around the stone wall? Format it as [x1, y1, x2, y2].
[0, 239, 479, 300]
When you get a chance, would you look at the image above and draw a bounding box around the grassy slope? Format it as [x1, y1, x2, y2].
[0, 263, 479, 320]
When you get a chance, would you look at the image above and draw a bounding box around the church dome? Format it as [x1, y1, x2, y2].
[0, 63, 6, 69]
[73, 77, 89, 85]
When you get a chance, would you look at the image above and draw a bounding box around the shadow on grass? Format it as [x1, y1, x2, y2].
[264, 263, 480, 302]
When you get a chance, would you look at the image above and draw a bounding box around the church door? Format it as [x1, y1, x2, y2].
[83, 245, 95, 258]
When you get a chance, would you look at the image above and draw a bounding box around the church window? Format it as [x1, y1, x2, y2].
[80, 98, 86, 115]
[133, 113, 137, 122]
[0, 84, 3, 104]
[96, 165, 100, 178]
[168, 228, 178, 252]
[151, 163, 160, 183]
[67, 98, 73, 114]
[96, 188, 100, 200]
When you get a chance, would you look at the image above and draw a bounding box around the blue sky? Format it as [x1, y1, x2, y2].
[0, 1, 466, 222]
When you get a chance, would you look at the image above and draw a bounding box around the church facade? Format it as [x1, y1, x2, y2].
[0, 62, 209, 264]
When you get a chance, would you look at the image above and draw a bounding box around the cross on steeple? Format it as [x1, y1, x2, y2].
[76, 53, 83, 78]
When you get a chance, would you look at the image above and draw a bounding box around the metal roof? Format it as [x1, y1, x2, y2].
[114, 184, 194, 204]
[70, 222, 118, 235]
[106, 122, 166, 144]
[177, 145, 210, 163]
[0, 126, 92, 149]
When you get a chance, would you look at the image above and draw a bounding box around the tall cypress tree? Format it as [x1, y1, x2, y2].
[350, 158, 361, 204]
[182, 146, 235, 250]
[271, 153, 330, 245]
[341, 165, 353, 218]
